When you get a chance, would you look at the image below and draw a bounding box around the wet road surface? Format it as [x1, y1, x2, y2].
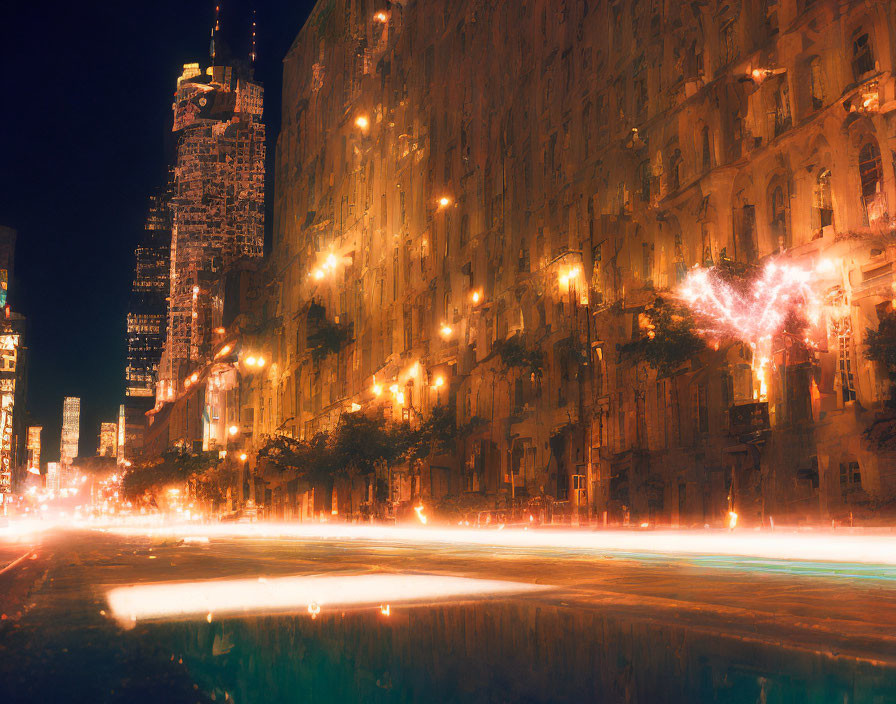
[0, 527, 894, 703]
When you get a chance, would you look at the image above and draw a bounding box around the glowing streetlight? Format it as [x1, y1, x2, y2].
[313, 269, 324, 280]
[440, 325, 453, 338]
[471, 291, 481, 304]
[190, 373, 198, 383]
[372, 384, 382, 396]
[434, 376, 445, 388]
[256, 357, 266, 368]
[438, 196, 451, 208]
[374, 11, 387, 22]
[355, 115, 369, 129]
[228, 425, 239, 436]
[325, 253, 338, 269]
[389, 384, 399, 394]
[396, 392, 406, 404]
[239, 453, 248, 462]
[216, 344, 231, 357]
[244, 356, 257, 367]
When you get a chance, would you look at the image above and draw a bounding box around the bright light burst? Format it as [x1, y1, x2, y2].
[678, 260, 819, 347]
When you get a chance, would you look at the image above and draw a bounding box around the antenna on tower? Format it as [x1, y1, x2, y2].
[210, 4, 221, 62]
[249, 9, 257, 64]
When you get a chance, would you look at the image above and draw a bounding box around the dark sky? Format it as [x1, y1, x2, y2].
[0, 0, 314, 463]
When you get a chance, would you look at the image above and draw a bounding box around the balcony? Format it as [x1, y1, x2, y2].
[729, 402, 770, 439]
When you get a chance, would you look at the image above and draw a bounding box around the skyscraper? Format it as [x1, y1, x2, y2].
[60, 397, 80, 467]
[126, 193, 171, 400]
[26, 426, 40, 474]
[0, 226, 27, 497]
[99, 422, 118, 458]
[157, 50, 265, 400]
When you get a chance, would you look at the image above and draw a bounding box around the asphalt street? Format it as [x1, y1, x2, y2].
[0, 527, 894, 703]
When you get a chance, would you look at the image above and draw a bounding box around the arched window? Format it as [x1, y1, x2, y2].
[851, 29, 874, 80]
[770, 184, 788, 249]
[814, 169, 833, 230]
[859, 141, 885, 224]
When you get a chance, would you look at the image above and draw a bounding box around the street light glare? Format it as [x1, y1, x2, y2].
[434, 376, 445, 388]
[355, 115, 369, 129]
[245, 356, 257, 366]
[228, 425, 239, 436]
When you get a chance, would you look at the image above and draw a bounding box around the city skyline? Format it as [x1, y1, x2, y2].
[0, 0, 313, 463]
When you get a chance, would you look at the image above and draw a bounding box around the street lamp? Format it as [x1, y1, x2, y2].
[228, 425, 239, 436]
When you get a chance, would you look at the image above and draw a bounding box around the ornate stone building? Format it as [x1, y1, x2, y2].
[245, 0, 896, 524]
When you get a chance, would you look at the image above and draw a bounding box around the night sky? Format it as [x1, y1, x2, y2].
[1, 1, 315, 463]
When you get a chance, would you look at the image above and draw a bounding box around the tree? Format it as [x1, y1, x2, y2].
[121, 448, 221, 501]
[618, 296, 706, 375]
[73, 455, 118, 476]
[499, 335, 544, 380]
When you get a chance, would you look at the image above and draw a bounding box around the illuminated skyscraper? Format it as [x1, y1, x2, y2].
[26, 426, 40, 474]
[60, 397, 80, 467]
[126, 193, 171, 400]
[99, 422, 118, 458]
[157, 48, 265, 400]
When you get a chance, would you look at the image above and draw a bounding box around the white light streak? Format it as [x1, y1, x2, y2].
[100, 523, 896, 567]
[106, 573, 548, 625]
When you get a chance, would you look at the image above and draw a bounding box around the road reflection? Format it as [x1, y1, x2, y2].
[152, 598, 896, 703]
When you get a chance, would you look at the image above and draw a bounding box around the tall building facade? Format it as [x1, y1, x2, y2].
[124, 193, 172, 461]
[0, 226, 27, 497]
[126, 194, 171, 400]
[60, 396, 80, 467]
[157, 57, 265, 401]
[26, 426, 40, 475]
[99, 422, 118, 458]
[255, 0, 896, 524]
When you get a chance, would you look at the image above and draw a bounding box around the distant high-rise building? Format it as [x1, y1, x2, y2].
[26, 426, 40, 474]
[60, 397, 80, 467]
[46, 461, 60, 494]
[0, 226, 27, 497]
[99, 422, 118, 457]
[126, 193, 171, 400]
[157, 54, 265, 400]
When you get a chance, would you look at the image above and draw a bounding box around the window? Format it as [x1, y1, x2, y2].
[701, 126, 712, 171]
[774, 81, 792, 136]
[837, 315, 856, 403]
[765, 0, 778, 36]
[859, 141, 885, 224]
[809, 57, 825, 110]
[518, 240, 530, 273]
[770, 184, 788, 249]
[852, 31, 874, 80]
[839, 461, 861, 489]
[638, 160, 651, 201]
[668, 149, 683, 193]
[719, 19, 737, 67]
[814, 169, 833, 230]
[736, 204, 757, 263]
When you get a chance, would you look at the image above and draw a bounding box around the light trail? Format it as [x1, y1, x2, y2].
[105, 573, 549, 626]
[98, 522, 896, 568]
